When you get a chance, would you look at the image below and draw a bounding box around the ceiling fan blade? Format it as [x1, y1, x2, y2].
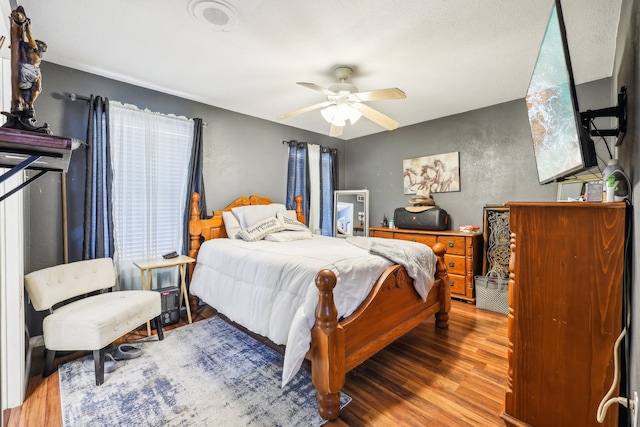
[329, 124, 343, 137]
[277, 100, 333, 120]
[297, 82, 336, 96]
[354, 88, 406, 102]
[354, 103, 400, 131]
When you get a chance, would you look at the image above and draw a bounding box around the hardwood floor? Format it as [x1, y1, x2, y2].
[5, 300, 508, 426]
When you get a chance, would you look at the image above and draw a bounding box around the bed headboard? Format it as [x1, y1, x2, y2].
[188, 192, 305, 261]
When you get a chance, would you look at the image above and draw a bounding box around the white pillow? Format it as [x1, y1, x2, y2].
[222, 211, 242, 239]
[265, 229, 314, 242]
[276, 211, 308, 231]
[237, 217, 285, 242]
[232, 204, 287, 229]
[283, 210, 298, 221]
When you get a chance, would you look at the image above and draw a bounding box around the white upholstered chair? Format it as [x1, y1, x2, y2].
[24, 257, 164, 385]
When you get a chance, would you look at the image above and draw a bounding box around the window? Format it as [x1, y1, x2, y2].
[286, 141, 337, 235]
[109, 102, 194, 290]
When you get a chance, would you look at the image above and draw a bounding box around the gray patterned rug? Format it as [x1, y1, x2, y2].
[59, 316, 350, 426]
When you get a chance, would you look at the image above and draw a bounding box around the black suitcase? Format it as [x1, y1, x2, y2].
[393, 206, 449, 231]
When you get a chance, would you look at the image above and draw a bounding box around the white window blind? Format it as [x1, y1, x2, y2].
[109, 102, 194, 290]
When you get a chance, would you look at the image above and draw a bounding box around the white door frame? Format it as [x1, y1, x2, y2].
[0, 55, 26, 410]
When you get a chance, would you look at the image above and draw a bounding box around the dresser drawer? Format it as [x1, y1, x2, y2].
[394, 233, 437, 247]
[444, 254, 465, 275]
[370, 230, 394, 239]
[437, 236, 466, 256]
[448, 274, 466, 295]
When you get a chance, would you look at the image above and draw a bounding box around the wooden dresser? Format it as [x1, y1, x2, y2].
[370, 227, 482, 301]
[501, 202, 625, 427]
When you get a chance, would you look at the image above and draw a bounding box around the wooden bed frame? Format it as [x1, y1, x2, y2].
[188, 192, 451, 420]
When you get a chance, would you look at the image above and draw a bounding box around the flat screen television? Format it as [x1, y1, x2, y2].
[525, 0, 597, 184]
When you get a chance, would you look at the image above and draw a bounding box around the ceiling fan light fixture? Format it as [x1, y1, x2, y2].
[345, 104, 362, 124]
[320, 105, 336, 123]
[321, 103, 362, 126]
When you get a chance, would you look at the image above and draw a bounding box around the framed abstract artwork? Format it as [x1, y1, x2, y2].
[403, 151, 460, 194]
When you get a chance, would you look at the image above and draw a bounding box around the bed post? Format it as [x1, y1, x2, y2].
[294, 195, 306, 224]
[311, 269, 344, 420]
[188, 192, 202, 313]
[432, 242, 451, 329]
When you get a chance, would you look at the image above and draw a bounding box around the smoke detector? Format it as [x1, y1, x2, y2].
[189, 0, 240, 32]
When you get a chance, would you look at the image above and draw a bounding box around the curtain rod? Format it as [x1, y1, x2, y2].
[67, 93, 207, 127]
[281, 140, 339, 154]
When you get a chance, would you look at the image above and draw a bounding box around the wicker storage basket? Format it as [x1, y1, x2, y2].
[474, 271, 509, 315]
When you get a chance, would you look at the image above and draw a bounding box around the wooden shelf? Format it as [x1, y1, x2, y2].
[0, 127, 81, 201]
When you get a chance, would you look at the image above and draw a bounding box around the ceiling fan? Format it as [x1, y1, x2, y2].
[277, 67, 406, 137]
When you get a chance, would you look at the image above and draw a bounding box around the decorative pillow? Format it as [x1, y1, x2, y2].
[282, 210, 298, 221]
[222, 211, 242, 239]
[232, 204, 287, 229]
[265, 229, 314, 242]
[276, 211, 308, 231]
[237, 217, 285, 242]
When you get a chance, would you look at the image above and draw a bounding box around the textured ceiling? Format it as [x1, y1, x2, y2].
[0, 0, 623, 140]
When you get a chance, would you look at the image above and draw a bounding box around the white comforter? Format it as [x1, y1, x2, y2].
[189, 235, 433, 386]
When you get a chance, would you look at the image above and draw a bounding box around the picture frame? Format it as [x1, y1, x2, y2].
[402, 151, 460, 194]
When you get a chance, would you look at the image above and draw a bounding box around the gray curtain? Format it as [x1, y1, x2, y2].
[320, 147, 338, 235]
[82, 96, 114, 259]
[183, 118, 206, 255]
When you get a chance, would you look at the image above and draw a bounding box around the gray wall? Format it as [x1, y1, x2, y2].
[343, 79, 614, 230]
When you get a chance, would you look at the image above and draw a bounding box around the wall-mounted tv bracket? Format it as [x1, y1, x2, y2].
[581, 86, 627, 145]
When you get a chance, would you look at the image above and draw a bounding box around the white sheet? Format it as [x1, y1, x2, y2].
[189, 235, 433, 386]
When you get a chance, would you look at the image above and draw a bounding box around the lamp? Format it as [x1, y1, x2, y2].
[320, 102, 362, 127]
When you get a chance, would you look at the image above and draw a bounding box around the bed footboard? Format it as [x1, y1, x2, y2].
[311, 242, 450, 420]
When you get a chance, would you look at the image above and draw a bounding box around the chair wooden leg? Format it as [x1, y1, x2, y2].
[153, 315, 164, 341]
[93, 348, 106, 386]
[42, 348, 56, 378]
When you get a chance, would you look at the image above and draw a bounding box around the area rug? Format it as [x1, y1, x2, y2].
[59, 316, 351, 426]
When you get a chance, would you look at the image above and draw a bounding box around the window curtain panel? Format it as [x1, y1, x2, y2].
[307, 144, 321, 233]
[183, 118, 206, 256]
[286, 141, 309, 222]
[320, 147, 338, 236]
[109, 102, 194, 290]
[82, 95, 114, 260]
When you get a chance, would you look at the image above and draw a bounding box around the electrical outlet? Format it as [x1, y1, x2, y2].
[632, 391, 639, 427]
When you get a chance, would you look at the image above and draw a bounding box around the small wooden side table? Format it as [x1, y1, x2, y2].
[133, 255, 195, 335]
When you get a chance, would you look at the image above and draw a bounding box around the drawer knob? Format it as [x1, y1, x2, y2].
[450, 280, 455, 287]
[448, 241, 454, 247]
[448, 260, 455, 267]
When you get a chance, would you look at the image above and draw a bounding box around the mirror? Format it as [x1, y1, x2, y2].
[334, 189, 369, 237]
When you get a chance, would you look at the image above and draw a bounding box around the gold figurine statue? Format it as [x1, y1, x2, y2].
[2, 6, 50, 133]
